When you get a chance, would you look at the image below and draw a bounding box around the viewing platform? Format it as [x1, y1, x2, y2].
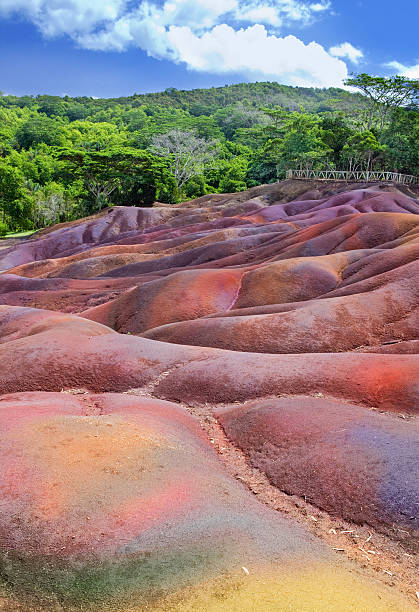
[286, 169, 419, 185]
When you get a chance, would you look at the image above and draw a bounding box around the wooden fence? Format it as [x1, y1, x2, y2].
[285, 169, 419, 185]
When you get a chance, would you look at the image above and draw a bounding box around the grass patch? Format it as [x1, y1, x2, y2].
[2, 229, 36, 239]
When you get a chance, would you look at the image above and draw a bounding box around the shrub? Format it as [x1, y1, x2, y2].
[0, 222, 8, 237]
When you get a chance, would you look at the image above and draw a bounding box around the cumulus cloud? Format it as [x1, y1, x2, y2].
[1, 0, 349, 87]
[0, 0, 126, 36]
[329, 42, 363, 64]
[166, 24, 347, 87]
[385, 61, 419, 79]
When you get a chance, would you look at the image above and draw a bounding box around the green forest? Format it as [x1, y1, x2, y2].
[0, 74, 418, 233]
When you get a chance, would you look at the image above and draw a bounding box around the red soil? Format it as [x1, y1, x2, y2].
[0, 180, 418, 609]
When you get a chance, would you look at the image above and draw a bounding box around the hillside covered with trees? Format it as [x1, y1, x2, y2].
[0, 75, 418, 233]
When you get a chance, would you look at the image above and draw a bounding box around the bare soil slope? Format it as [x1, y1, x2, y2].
[0, 180, 418, 610]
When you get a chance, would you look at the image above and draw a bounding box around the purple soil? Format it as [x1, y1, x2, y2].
[216, 396, 419, 546]
[0, 180, 418, 608]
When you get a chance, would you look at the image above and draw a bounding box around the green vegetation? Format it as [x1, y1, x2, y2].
[0, 76, 417, 230]
[3, 229, 36, 238]
[0, 229, 36, 240]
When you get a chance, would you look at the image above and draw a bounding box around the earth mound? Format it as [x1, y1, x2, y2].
[0, 180, 418, 609]
[216, 396, 418, 546]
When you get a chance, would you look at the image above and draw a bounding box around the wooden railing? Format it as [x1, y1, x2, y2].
[285, 169, 419, 185]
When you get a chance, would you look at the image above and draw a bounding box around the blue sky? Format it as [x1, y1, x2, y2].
[0, 0, 418, 97]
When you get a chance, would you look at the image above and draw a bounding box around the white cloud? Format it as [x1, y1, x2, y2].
[329, 42, 363, 64]
[1, 0, 348, 87]
[235, 1, 331, 26]
[166, 24, 347, 87]
[310, 2, 331, 12]
[277, 0, 330, 21]
[238, 6, 282, 27]
[385, 61, 419, 79]
[163, 0, 238, 29]
[0, 0, 127, 36]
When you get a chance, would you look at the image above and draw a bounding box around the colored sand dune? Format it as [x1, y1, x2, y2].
[0, 392, 416, 611]
[0, 179, 418, 609]
[216, 396, 419, 545]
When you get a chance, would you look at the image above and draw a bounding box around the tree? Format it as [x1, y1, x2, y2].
[65, 103, 89, 122]
[246, 147, 278, 186]
[0, 107, 23, 155]
[0, 81, 417, 224]
[15, 116, 65, 149]
[58, 149, 119, 211]
[219, 157, 249, 193]
[341, 131, 386, 172]
[58, 148, 178, 211]
[7, 147, 57, 185]
[0, 161, 33, 229]
[64, 121, 128, 151]
[31, 182, 69, 227]
[0, 162, 23, 218]
[214, 104, 269, 139]
[36, 95, 68, 117]
[381, 109, 419, 174]
[183, 175, 207, 198]
[29, 180, 83, 227]
[320, 114, 353, 167]
[150, 129, 218, 189]
[268, 111, 332, 175]
[345, 73, 419, 131]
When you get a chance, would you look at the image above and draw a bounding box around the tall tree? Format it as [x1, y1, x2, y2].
[320, 114, 353, 167]
[150, 129, 218, 189]
[58, 148, 178, 211]
[381, 109, 419, 174]
[267, 111, 332, 175]
[341, 131, 386, 172]
[345, 73, 419, 130]
[15, 116, 65, 149]
[31, 182, 70, 227]
[0, 161, 33, 228]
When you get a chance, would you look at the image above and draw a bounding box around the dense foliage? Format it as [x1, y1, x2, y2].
[0, 78, 417, 231]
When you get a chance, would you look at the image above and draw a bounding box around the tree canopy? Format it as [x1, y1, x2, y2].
[151, 129, 218, 189]
[345, 73, 419, 130]
[0, 76, 417, 232]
